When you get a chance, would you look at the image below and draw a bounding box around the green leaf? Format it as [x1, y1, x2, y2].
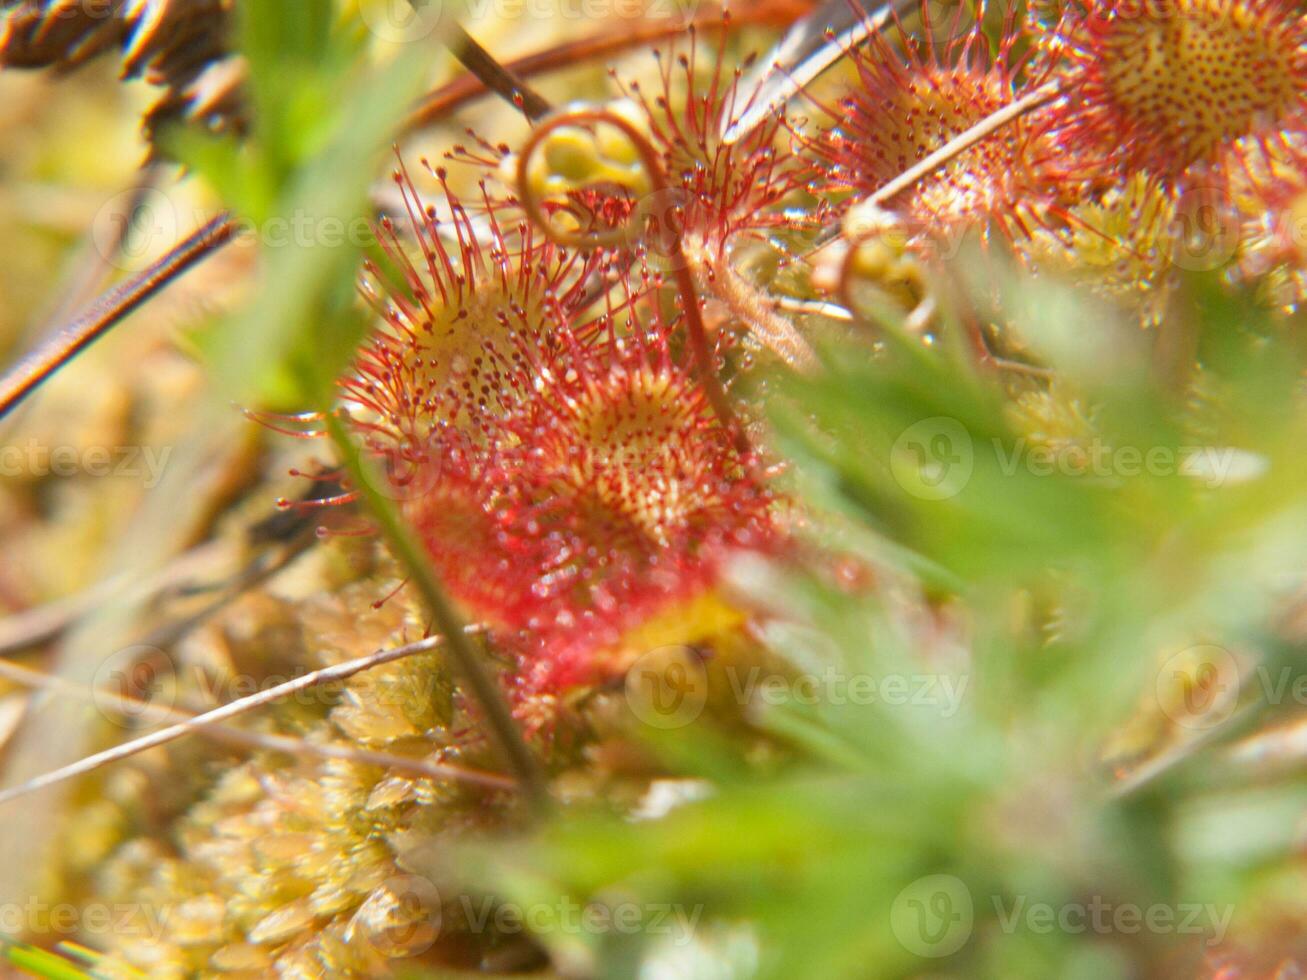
[4, 943, 93, 980]
[197, 42, 432, 407]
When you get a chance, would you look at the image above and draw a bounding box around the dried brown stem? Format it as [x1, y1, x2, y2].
[0, 213, 236, 421]
[403, 5, 794, 133]
[449, 23, 553, 122]
[865, 84, 1061, 210]
[0, 629, 504, 807]
[0, 9, 778, 411]
[0, 656, 514, 791]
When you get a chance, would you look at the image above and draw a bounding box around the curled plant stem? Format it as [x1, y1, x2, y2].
[325, 413, 550, 813]
[0, 213, 236, 422]
[1, 13, 767, 418]
[514, 108, 750, 456]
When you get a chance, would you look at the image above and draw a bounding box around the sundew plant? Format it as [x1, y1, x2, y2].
[2, 0, 1307, 977]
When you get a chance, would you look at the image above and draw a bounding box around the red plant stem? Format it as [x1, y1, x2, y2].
[0, 213, 236, 421]
[514, 109, 751, 456]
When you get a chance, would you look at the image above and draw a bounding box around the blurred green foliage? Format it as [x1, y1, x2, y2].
[6, 1, 1307, 977]
[418, 262, 1307, 978]
[170, 0, 432, 408]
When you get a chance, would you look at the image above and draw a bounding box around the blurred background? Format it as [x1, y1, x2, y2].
[2, 1, 1307, 978]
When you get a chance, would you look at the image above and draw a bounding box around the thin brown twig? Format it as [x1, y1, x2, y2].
[402, 5, 795, 133]
[0, 11, 776, 414]
[867, 84, 1061, 210]
[0, 213, 236, 421]
[449, 23, 553, 122]
[401, 0, 552, 121]
[0, 656, 513, 790]
[0, 628, 504, 806]
[836, 84, 1062, 332]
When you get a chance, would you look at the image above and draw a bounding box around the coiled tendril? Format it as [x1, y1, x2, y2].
[515, 107, 750, 456]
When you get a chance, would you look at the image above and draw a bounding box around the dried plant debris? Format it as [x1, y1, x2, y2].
[0, 0, 241, 142]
